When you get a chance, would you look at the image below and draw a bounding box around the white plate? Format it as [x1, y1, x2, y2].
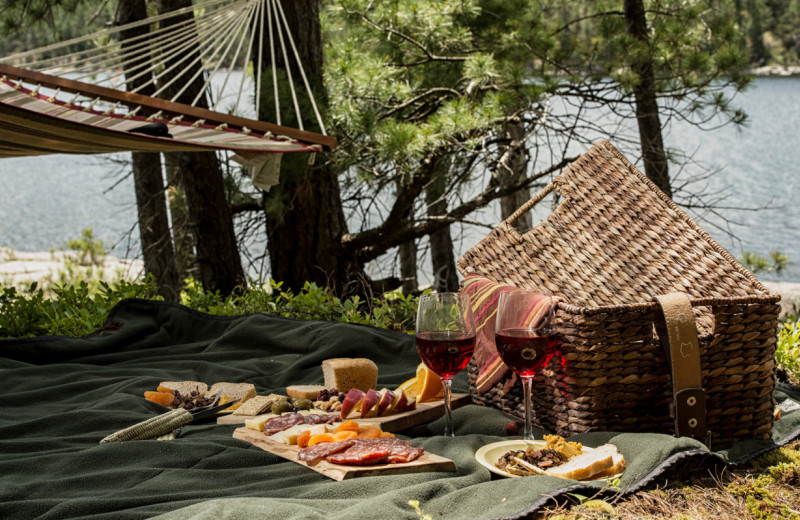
[475, 440, 622, 480]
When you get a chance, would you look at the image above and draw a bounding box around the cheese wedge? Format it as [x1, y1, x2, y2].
[245, 417, 270, 432]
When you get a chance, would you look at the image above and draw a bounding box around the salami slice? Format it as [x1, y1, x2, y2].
[303, 413, 339, 425]
[387, 446, 424, 463]
[262, 413, 305, 436]
[298, 439, 357, 463]
[326, 445, 390, 466]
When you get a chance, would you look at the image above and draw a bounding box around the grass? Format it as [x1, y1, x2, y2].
[539, 440, 800, 519]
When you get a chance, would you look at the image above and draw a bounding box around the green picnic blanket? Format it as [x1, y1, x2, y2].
[1, 298, 799, 520]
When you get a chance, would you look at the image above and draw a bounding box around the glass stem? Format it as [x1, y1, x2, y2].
[522, 375, 535, 440]
[442, 378, 454, 437]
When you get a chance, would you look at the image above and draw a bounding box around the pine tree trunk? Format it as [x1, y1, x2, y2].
[623, 0, 672, 198]
[156, 0, 245, 294]
[117, 0, 180, 301]
[398, 211, 418, 294]
[496, 119, 532, 232]
[259, 0, 368, 296]
[425, 160, 459, 293]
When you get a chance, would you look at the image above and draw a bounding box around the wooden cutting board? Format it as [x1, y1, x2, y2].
[218, 393, 472, 433]
[233, 427, 456, 480]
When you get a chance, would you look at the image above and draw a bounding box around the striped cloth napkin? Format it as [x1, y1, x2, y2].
[460, 275, 557, 394]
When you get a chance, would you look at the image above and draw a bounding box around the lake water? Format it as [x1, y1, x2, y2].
[1, 76, 798, 283]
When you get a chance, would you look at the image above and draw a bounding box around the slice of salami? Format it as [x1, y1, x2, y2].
[303, 413, 339, 425]
[387, 446, 424, 463]
[262, 413, 305, 436]
[326, 445, 390, 466]
[298, 439, 357, 463]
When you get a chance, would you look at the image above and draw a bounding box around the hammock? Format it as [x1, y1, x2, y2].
[0, 0, 336, 190]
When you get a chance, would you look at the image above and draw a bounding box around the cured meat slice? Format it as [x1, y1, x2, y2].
[262, 413, 305, 435]
[326, 445, 390, 466]
[387, 446, 424, 463]
[298, 439, 356, 464]
[303, 413, 339, 425]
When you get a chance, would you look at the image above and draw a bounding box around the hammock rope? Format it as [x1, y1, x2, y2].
[0, 0, 335, 190]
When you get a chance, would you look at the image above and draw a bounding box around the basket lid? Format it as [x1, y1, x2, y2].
[458, 140, 778, 309]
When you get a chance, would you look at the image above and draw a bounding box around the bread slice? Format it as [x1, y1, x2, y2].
[586, 445, 626, 479]
[286, 385, 325, 400]
[158, 381, 208, 396]
[545, 449, 614, 481]
[207, 382, 256, 404]
[322, 358, 378, 393]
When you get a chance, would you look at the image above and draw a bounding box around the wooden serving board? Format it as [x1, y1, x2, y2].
[218, 393, 472, 433]
[233, 427, 456, 481]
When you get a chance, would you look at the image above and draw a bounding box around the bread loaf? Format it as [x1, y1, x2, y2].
[286, 385, 325, 400]
[322, 358, 378, 392]
[207, 382, 256, 404]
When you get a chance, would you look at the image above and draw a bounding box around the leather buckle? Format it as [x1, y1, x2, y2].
[673, 388, 707, 443]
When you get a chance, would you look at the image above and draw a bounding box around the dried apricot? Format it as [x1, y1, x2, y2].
[333, 431, 358, 442]
[357, 427, 381, 439]
[296, 429, 312, 448]
[379, 432, 395, 438]
[307, 433, 336, 446]
[156, 384, 175, 393]
[145, 391, 175, 407]
[335, 420, 360, 432]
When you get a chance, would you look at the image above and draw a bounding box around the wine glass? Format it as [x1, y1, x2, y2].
[495, 290, 557, 440]
[415, 292, 476, 437]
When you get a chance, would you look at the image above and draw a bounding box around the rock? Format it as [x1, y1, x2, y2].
[763, 281, 800, 318]
[0, 247, 142, 290]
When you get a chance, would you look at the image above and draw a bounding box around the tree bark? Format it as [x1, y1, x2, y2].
[260, 0, 370, 297]
[156, 0, 246, 294]
[398, 210, 418, 294]
[117, 0, 180, 301]
[623, 0, 672, 198]
[425, 158, 459, 292]
[496, 119, 532, 232]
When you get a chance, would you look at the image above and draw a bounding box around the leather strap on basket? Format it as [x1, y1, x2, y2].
[654, 293, 707, 443]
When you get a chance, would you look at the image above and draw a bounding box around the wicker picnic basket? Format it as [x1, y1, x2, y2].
[458, 140, 781, 445]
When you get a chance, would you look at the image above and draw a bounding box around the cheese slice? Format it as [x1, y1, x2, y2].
[267, 423, 329, 445]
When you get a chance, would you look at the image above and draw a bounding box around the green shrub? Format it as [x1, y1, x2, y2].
[0, 277, 160, 338]
[0, 277, 420, 339]
[777, 318, 800, 383]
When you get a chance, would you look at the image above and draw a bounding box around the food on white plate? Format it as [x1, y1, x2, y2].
[339, 388, 366, 419]
[286, 385, 327, 400]
[375, 388, 396, 416]
[322, 358, 378, 393]
[233, 394, 284, 416]
[544, 447, 616, 480]
[495, 435, 625, 480]
[360, 389, 382, 418]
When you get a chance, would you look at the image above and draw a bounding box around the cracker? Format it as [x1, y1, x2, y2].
[232, 394, 283, 416]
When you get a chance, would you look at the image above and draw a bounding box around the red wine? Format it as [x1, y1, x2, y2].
[415, 331, 475, 380]
[495, 328, 557, 377]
